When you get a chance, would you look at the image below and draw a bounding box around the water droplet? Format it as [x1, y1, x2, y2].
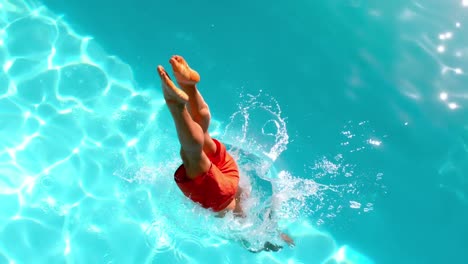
[440, 92, 448, 101]
[350, 201, 361, 209]
[437, 45, 446, 53]
[448, 102, 458, 109]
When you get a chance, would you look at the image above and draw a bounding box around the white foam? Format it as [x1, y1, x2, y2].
[223, 92, 289, 163]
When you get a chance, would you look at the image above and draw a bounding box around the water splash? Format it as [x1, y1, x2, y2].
[224, 91, 289, 163]
[307, 121, 387, 226]
[0, 1, 384, 263]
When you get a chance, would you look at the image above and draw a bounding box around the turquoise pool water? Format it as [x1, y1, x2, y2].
[1, 0, 467, 263]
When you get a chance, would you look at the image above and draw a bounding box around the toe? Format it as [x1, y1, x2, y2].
[157, 66, 173, 84]
[173, 55, 188, 67]
[157, 65, 165, 75]
[157, 66, 169, 81]
[170, 55, 181, 65]
[170, 61, 181, 74]
[169, 57, 178, 68]
[173, 55, 183, 62]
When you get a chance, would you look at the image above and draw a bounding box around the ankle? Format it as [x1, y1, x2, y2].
[166, 100, 186, 110]
[180, 83, 197, 92]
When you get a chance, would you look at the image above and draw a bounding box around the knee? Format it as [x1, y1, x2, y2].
[199, 105, 211, 120]
[198, 106, 211, 132]
[183, 132, 205, 153]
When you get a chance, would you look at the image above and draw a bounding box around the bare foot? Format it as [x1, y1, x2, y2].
[157, 65, 189, 104]
[169, 55, 200, 87]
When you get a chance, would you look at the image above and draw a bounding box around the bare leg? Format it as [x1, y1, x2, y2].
[166, 55, 245, 217]
[157, 66, 211, 179]
[169, 55, 217, 156]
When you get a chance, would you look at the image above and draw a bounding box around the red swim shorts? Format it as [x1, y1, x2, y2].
[174, 139, 239, 212]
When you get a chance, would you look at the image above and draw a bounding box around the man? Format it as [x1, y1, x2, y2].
[157, 55, 293, 249]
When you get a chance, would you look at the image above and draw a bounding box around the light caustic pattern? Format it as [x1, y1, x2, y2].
[0, 1, 170, 263]
[224, 93, 385, 225]
[431, 2, 468, 204]
[350, 0, 468, 207]
[220, 92, 381, 262]
[0, 1, 379, 264]
[394, 1, 468, 205]
[396, 1, 468, 114]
